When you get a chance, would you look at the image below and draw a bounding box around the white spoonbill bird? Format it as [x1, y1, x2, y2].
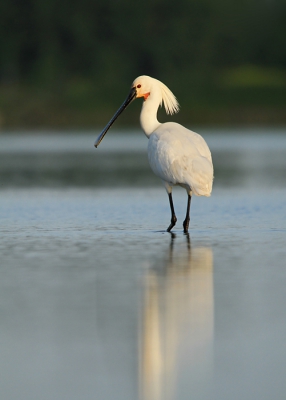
[94, 76, 213, 233]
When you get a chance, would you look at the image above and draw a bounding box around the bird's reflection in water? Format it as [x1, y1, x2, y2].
[139, 234, 213, 400]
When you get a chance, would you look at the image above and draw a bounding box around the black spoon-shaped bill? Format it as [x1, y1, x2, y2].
[94, 87, 137, 148]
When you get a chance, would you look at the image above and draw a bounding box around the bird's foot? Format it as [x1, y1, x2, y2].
[183, 217, 190, 233]
[167, 216, 177, 232]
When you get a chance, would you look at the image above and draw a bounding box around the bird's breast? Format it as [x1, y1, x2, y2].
[147, 125, 214, 196]
[147, 130, 182, 183]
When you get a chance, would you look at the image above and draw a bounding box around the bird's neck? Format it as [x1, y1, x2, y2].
[139, 90, 161, 138]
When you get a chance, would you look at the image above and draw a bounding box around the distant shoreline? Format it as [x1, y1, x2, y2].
[0, 106, 285, 130]
[0, 82, 285, 129]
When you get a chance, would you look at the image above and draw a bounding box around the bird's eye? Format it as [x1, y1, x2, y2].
[137, 84, 141, 88]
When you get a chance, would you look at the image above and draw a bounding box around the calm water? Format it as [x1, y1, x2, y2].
[1, 129, 286, 400]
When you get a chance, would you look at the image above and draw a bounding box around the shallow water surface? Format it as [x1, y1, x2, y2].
[1, 130, 286, 399]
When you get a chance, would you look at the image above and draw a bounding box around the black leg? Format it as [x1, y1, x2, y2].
[183, 194, 192, 233]
[167, 192, 177, 232]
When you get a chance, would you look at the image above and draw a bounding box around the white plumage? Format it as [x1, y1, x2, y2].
[94, 75, 214, 233]
[147, 122, 213, 196]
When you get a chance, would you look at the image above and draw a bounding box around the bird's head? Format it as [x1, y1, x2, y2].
[132, 75, 179, 115]
[132, 76, 152, 101]
[94, 75, 179, 148]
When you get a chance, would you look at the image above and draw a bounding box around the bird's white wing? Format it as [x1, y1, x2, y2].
[148, 123, 213, 196]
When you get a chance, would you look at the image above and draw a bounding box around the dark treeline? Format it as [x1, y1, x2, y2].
[0, 0, 286, 128]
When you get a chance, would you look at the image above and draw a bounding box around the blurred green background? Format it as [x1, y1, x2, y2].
[0, 0, 285, 129]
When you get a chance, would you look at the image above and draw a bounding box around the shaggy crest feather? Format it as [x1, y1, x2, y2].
[154, 78, 180, 115]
